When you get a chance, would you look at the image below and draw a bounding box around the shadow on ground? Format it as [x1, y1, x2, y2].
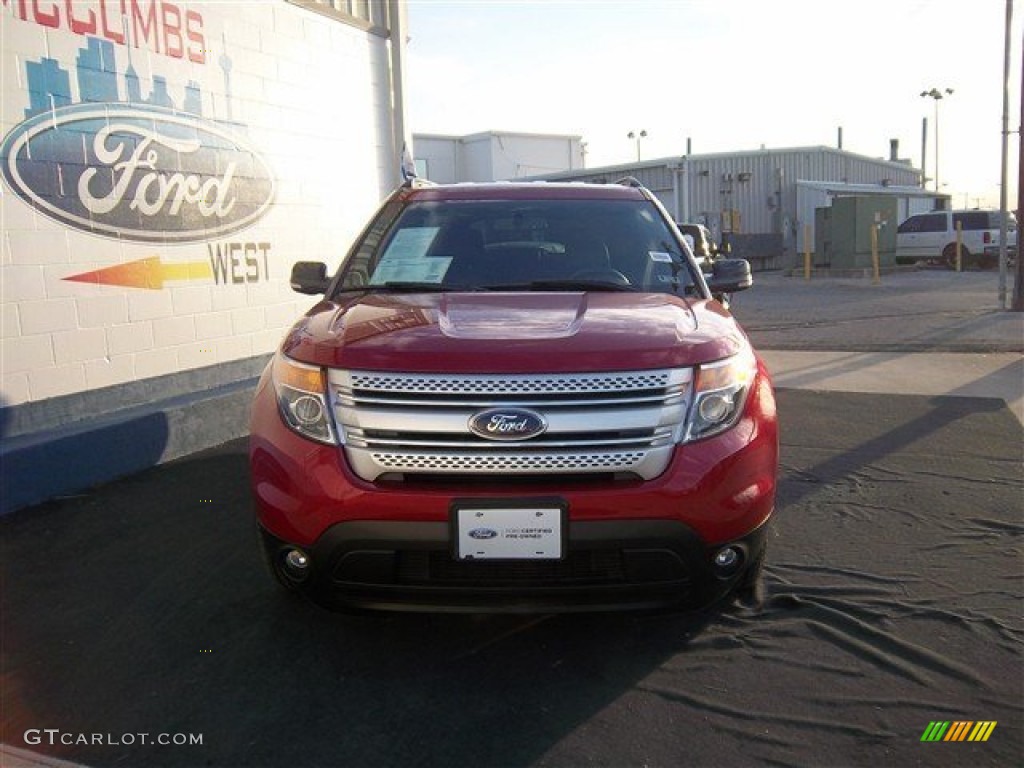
[2, 390, 1021, 767]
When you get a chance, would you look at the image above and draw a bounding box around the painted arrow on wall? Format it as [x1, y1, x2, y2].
[64, 257, 213, 290]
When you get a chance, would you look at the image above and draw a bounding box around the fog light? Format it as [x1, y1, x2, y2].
[713, 546, 742, 576]
[283, 548, 310, 581]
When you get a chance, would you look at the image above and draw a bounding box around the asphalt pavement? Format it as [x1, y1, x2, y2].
[2, 267, 1022, 768]
[733, 268, 1024, 424]
[734, 268, 1023, 354]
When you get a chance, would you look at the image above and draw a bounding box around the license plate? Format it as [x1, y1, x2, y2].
[454, 505, 564, 560]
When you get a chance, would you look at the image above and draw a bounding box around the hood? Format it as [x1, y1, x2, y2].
[282, 292, 747, 373]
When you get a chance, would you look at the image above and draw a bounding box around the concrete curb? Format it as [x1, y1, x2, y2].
[761, 350, 1024, 426]
[0, 360, 267, 515]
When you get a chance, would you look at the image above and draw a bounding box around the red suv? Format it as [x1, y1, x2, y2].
[249, 179, 778, 613]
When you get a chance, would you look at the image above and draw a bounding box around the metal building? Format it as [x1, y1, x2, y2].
[414, 131, 585, 183]
[533, 146, 947, 269]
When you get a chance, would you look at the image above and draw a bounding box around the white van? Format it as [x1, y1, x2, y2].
[896, 209, 1017, 268]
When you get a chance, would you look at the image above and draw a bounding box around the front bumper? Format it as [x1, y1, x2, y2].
[260, 518, 770, 613]
[983, 244, 1016, 260]
[250, 363, 778, 613]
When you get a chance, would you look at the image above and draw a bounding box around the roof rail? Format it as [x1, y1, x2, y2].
[399, 143, 437, 188]
[615, 176, 643, 188]
[401, 176, 437, 189]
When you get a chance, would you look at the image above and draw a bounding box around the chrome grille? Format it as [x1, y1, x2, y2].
[330, 368, 691, 481]
[372, 450, 648, 472]
[348, 370, 674, 396]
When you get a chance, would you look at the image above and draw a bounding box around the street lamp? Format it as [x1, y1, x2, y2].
[627, 130, 647, 162]
[920, 87, 953, 192]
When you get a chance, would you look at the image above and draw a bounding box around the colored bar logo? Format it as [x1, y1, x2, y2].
[920, 721, 997, 742]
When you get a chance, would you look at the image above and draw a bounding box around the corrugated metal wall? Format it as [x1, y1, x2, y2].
[539, 147, 923, 251]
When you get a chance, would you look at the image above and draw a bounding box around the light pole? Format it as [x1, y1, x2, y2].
[920, 87, 953, 192]
[627, 130, 647, 162]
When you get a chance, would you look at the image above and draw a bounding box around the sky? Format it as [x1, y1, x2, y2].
[405, 0, 1023, 209]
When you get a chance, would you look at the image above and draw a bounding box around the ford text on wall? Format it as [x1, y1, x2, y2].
[1, 0, 398, 406]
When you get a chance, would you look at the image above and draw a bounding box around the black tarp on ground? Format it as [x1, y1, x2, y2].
[1, 390, 1021, 767]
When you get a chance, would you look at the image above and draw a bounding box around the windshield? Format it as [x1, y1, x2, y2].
[335, 198, 700, 296]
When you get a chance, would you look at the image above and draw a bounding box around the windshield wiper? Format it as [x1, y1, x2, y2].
[482, 280, 636, 293]
[370, 281, 485, 293]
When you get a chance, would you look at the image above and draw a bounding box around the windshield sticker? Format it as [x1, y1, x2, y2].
[382, 227, 440, 260]
[649, 251, 673, 263]
[370, 227, 449, 283]
[370, 256, 450, 284]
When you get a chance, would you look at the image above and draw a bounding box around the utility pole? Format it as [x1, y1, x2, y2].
[921, 117, 928, 188]
[1013, 1, 1024, 311]
[388, 0, 410, 185]
[998, 0, 1012, 308]
[921, 88, 953, 192]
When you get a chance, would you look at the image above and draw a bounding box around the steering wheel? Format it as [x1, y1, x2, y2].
[570, 268, 632, 286]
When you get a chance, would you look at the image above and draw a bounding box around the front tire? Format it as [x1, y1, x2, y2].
[942, 243, 970, 270]
[732, 546, 766, 607]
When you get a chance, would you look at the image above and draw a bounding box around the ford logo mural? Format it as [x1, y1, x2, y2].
[468, 408, 548, 441]
[468, 528, 499, 540]
[0, 104, 274, 243]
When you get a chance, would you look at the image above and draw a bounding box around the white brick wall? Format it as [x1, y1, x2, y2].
[84, 355, 135, 390]
[217, 335, 254, 364]
[230, 307, 265, 335]
[176, 342, 219, 371]
[152, 317, 197, 348]
[77, 295, 129, 328]
[195, 312, 234, 341]
[133, 349, 180, 381]
[28, 363, 86, 400]
[210, 287, 249, 312]
[1, 373, 30, 404]
[127, 293, 176, 323]
[0, 304, 20, 338]
[171, 286, 214, 317]
[0, 1, 397, 407]
[19, 299, 77, 335]
[52, 328, 108, 364]
[1, 335, 55, 373]
[107, 323, 155, 356]
[66, 235, 124, 265]
[0, 198, 39, 239]
[1, 267, 46, 303]
[7, 230, 70, 266]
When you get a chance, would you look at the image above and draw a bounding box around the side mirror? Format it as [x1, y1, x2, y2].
[681, 233, 696, 253]
[290, 261, 329, 295]
[706, 258, 752, 295]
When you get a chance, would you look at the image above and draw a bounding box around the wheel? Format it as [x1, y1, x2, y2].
[732, 546, 766, 607]
[942, 244, 971, 270]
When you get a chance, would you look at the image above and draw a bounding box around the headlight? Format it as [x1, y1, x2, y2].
[272, 353, 338, 445]
[682, 350, 756, 442]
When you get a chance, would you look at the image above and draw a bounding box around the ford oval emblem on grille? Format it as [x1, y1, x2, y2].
[469, 408, 548, 441]
[468, 528, 499, 540]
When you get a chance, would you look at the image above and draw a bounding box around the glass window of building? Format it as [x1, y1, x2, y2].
[293, 0, 389, 30]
